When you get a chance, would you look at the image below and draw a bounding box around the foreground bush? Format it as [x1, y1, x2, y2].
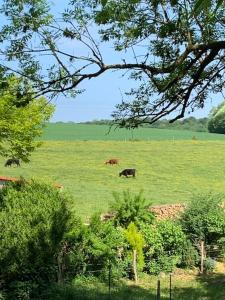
[66, 213, 126, 281]
[181, 193, 225, 246]
[141, 220, 187, 274]
[0, 180, 77, 299]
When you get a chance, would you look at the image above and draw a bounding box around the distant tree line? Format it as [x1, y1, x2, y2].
[145, 117, 208, 132]
[54, 102, 225, 134]
[69, 117, 209, 132]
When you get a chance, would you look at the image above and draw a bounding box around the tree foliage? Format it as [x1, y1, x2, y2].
[194, 0, 224, 15]
[0, 180, 76, 298]
[140, 220, 187, 274]
[181, 193, 225, 245]
[207, 101, 225, 134]
[64, 213, 126, 281]
[0, 77, 54, 161]
[124, 222, 145, 271]
[110, 190, 154, 227]
[0, 1, 225, 127]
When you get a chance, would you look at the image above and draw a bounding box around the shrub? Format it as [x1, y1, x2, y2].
[110, 190, 154, 227]
[180, 239, 199, 269]
[0, 292, 6, 300]
[207, 101, 225, 134]
[203, 258, 216, 274]
[146, 255, 180, 274]
[7, 281, 37, 300]
[0, 180, 77, 298]
[67, 213, 126, 281]
[181, 193, 225, 245]
[140, 220, 186, 274]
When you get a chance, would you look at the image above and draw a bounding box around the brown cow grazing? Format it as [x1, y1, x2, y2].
[105, 159, 119, 165]
[119, 169, 136, 178]
[5, 158, 20, 167]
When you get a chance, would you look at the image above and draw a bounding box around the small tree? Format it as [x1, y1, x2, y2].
[124, 222, 145, 282]
[110, 190, 154, 228]
[207, 101, 225, 134]
[0, 77, 54, 162]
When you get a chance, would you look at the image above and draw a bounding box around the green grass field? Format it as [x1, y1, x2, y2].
[3, 124, 225, 298]
[42, 123, 225, 141]
[1, 125, 225, 218]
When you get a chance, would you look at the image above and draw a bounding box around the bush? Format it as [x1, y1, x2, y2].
[0, 180, 77, 298]
[140, 220, 186, 274]
[180, 193, 225, 245]
[203, 258, 216, 274]
[7, 281, 37, 300]
[66, 213, 126, 281]
[180, 240, 199, 269]
[146, 255, 180, 274]
[110, 190, 154, 227]
[0, 292, 6, 300]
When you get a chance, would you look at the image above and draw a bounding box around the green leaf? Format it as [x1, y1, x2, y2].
[194, 0, 212, 14]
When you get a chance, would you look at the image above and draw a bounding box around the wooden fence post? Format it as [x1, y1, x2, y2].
[108, 261, 112, 298]
[133, 249, 138, 284]
[200, 240, 205, 274]
[157, 279, 161, 300]
[169, 273, 172, 300]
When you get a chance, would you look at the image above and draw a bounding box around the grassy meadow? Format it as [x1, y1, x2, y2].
[1, 123, 225, 219]
[42, 123, 225, 141]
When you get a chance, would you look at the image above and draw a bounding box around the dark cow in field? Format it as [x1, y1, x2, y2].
[119, 169, 136, 178]
[105, 159, 119, 165]
[4, 158, 20, 167]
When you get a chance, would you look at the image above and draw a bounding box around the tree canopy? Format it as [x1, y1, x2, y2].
[0, 0, 225, 127]
[0, 76, 54, 161]
[207, 100, 225, 134]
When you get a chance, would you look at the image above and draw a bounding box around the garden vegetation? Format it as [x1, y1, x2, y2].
[1, 181, 225, 299]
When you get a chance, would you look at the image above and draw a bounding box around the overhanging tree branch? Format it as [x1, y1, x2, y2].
[0, 0, 225, 127]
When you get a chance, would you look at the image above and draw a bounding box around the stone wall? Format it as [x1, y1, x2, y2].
[148, 203, 186, 220]
[100, 203, 186, 222]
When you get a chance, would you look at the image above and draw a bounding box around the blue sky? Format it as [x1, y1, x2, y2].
[51, 72, 222, 122]
[1, 0, 224, 122]
[51, 71, 133, 122]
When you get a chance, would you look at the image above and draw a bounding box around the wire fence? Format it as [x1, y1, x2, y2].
[60, 246, 225, 299]
[66, 262, 180, 299]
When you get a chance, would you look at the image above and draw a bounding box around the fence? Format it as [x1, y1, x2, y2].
[69, 261, 175, 300]
[58, 245, 225, 299]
